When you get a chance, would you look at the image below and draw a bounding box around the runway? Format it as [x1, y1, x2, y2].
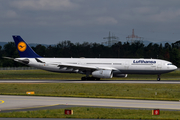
[1, 95, 180, 112]
[0, 79, 180, 84]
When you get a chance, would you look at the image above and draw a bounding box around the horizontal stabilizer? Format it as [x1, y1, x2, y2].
[3, 57, 14, 60]
[4, 57, 29, 64]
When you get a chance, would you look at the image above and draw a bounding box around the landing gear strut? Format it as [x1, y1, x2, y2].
[157, 74, 161, 81]
[81, 77, 100, 81]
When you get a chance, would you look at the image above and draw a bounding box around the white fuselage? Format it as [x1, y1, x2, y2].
[15, 58, 177, 75]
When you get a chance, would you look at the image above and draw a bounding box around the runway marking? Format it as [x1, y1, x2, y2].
[0, 100, 4, 104]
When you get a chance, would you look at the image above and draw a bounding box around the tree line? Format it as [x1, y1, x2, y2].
[1, 40, 180, 67]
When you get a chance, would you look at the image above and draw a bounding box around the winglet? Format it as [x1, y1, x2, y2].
[13, 36, 41, 58]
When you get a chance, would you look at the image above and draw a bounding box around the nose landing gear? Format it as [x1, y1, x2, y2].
[157, 74, 161, 81]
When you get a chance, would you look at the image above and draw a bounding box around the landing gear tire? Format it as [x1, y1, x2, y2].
[95, 78, 100, 81]
[157, 75, 161, 81]
[81, 77, 86, 81]
[87, 77, 92, 80]
[81, 77, 101, 81]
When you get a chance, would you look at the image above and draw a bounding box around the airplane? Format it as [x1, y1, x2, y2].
[4, 36, 177, 81]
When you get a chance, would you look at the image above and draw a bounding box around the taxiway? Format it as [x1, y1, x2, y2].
[1, 95, 180, 112]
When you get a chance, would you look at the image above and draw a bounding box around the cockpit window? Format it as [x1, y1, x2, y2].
[167, 63, 173, 65]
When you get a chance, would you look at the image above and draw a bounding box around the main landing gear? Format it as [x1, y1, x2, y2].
[157, 74, 161, 81]
[81, 71, 100, 80]
[81, 77, 100, 81]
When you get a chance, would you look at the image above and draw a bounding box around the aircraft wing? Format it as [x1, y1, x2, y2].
[34, 58, 118, 71]
[56, 63, 118, 71]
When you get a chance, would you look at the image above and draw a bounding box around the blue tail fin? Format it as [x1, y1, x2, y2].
[13, 36, 41, 58]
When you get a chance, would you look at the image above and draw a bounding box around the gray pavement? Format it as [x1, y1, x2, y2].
[1, 95, 180, 112]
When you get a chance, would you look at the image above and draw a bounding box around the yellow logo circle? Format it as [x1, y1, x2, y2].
[18, 42, 27, 52]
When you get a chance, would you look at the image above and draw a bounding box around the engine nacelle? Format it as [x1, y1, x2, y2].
[113, 74, 128, 78]
[92, 70, 113, 78]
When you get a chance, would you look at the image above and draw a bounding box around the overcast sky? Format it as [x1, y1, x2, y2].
[1, 0, 180, 44]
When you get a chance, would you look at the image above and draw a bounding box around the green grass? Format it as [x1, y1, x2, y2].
[0, 69, 179, 80]
[1, 83, 180, 101]
[0, 70, 83, 80]
[1, 70, 180, 119]
[1, 107, 180, 119]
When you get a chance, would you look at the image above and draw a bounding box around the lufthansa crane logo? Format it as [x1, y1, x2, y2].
[18, 42, 27, 52]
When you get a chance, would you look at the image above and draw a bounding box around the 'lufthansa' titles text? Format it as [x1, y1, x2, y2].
[133, 60, 156, 65]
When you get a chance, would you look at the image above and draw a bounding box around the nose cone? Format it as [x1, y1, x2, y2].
[173, 65, 178, 70]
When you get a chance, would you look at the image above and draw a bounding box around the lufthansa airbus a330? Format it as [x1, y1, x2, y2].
[4, 36, 177, 81]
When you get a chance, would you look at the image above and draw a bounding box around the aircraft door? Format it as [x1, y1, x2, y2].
[124, 62, 129, 70]
[157, 62, 162, 70]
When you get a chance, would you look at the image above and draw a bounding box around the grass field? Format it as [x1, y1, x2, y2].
[0, 83, 180, 101]
[0, 69, 180, 80]
[1, 107, 180, 119]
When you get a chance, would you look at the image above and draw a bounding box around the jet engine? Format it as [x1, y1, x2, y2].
[92, 70, 113, 78]
[113, 74, 128, 78]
